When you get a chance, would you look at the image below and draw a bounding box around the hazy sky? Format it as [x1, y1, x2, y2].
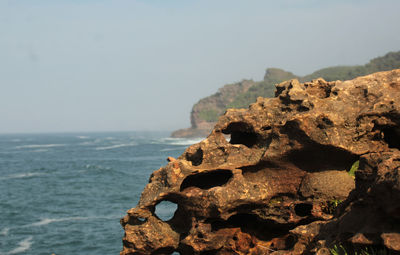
[1, 0, 399, 133]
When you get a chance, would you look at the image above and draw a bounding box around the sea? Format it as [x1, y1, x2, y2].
[0, 132, 203, 255]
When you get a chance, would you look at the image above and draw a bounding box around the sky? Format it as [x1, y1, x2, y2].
[0, 0, 399, 134]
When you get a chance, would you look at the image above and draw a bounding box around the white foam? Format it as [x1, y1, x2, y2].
[0, 227, 9, 236]
[32, 149, 49, 153]
[29, 215, 120, 227]
[84, 164, 111, 170]
[79, 141, 94, 146]
[160, 138, 204, 146]
[30, 217, 87, 227]
[76, 136, 89, 139]
[5, 236, 33, 254]
[15, 144, 65, 149]
[95, 143, 137, 150]
[160, 147, 186, 152]
[0, 172, 43, 181]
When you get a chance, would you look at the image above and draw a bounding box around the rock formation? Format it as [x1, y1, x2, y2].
[121, 69, 400, 254]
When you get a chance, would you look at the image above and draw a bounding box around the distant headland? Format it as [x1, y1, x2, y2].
[171, 51, 400, 138]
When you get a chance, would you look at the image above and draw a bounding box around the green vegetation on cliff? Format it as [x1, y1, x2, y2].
[198, 109, 220, 122]
[302, 51, 400, 82]
[195, 51, 400, 123]
[227, 69, 297, 109]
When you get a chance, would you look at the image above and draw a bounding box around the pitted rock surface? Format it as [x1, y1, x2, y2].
[121, 69, 400, 254]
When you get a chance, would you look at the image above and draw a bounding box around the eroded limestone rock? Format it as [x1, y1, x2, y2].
[121, 69, 400, 254]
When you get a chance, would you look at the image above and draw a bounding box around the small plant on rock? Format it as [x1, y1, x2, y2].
[330, 244, 388, 255]
[348, 160, 359, 178]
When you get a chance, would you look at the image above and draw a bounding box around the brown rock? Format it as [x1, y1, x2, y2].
[299, 171, 355, 200]
[381, 233, 400, 251]
[167, 156, 176, 162]
[121, 70, 400, 254]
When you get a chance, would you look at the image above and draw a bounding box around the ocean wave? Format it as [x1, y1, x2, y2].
[0, 172, 43, 181]
[29, 215, 120, 227]
[160, 147, 186, 152]
[79, 141, 95, 146]
[84, 164, 111, 170]
[76, 136, 89, 139]
[15, 144, 65, 149]
[30, 217, 91, 227]
[4, 236, 33, 255]
[95, 143, 137, 150]
[0, 227, 9, 236]
[157, 138, 204, 146]
[32, 149, 49, 153]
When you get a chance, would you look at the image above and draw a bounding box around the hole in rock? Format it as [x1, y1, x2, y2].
[294, 203, 313, 217]
[223, 122, 259, 148]
[154, 200, 178, 221]
[230, 131, 258, 147]
[151, 246, 176, 255]
[217, 213, 294, 242]
[126, 216, 147, 226]
[297, 106, 310, 112]
[317, 116, 334, 129]
[275, 86, 286, 97]
[180, 170, 233, 191]
[324, 86, 332, 98]
[123, 240, 135, 249]
[287, 144, 357, 172]
[382, 127, 400, 149]
[200, 250, 222, 255]
[223, 134, 231, 143]
[240, 161, 281, 175]
[185, 148, 203, 166]
[283, 121, 358, 172]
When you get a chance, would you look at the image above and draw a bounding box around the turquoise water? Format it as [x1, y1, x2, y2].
[0, 132, 201, 255]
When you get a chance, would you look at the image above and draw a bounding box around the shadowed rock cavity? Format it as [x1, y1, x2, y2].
[180, 170, 233, 191]
[382, 126, 400, 149]
[121, 70, 400, 255]
[185, 147, 203, 166]
[222, 122, 259, 148]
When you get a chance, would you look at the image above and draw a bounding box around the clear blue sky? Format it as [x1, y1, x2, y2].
[1, 0, 399, 133]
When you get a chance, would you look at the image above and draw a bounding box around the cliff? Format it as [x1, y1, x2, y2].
[121, 69, 400, 254]
[171, 79, 257, 138]
[172, 51, 400, 138]
[171, 69, 296, 138]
